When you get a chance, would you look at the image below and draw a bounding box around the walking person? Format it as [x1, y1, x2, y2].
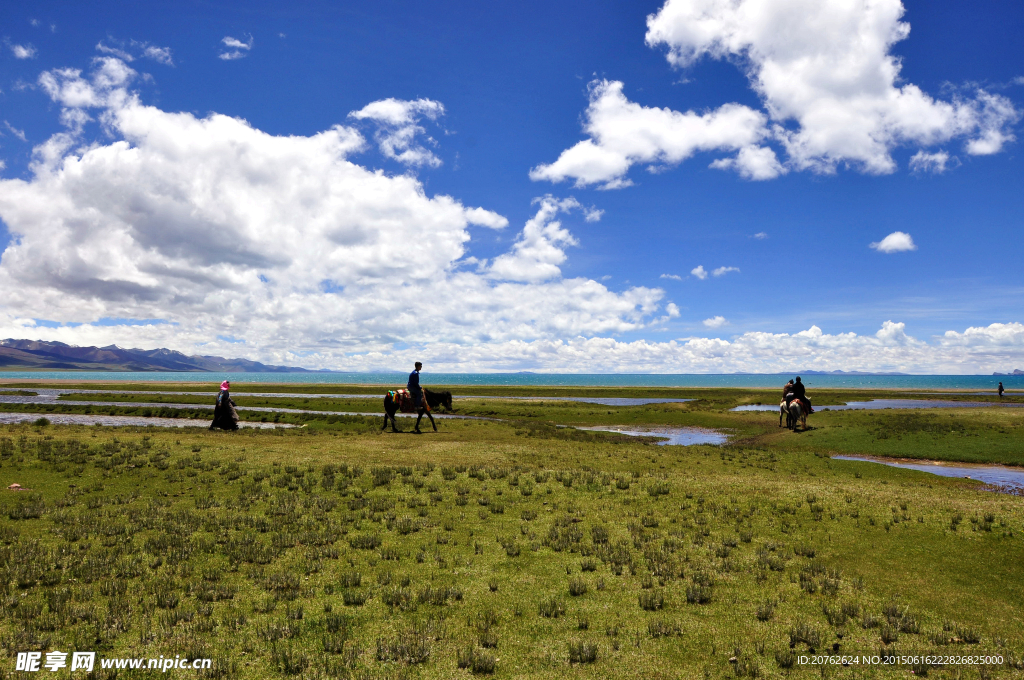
[998, 382, 1005, 398]
[210, 380, 239, 430]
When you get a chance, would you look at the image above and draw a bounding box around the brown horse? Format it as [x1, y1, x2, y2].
[382, 388, 453, 433]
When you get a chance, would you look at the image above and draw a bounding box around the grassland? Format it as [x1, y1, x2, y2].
[0, 382, 1022, 678]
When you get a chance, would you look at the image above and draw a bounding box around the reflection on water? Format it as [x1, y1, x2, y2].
[731, 399, 1024, 412]
[0, 413, 294, 428]
[832, 455, 1024, 493]
[577, 426, 728, 446]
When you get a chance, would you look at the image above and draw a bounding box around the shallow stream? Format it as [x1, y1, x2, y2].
[832, 454, 1024, 493]
[577, 426, 729, 446]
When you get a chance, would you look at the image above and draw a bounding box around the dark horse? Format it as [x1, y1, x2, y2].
[382, 388, 454, 433]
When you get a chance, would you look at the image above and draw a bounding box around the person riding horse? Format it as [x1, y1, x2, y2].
[786, 376, 813, 413]
[407, 362, 436, 433]
[408, 362, 424, 409]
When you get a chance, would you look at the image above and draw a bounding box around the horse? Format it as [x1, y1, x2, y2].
[382, 388, 453, 433]
[779, 399, 807, 431]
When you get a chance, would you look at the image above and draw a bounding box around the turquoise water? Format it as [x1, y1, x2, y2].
[0, 371, 1021, 389]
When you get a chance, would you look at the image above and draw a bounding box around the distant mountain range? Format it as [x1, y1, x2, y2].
[993, 369, 1024, 376]
[0, 339, 324, 373]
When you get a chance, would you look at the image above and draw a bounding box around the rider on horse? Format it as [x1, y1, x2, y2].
[786, 376, 813, 413]
[408, 362, 424, 410]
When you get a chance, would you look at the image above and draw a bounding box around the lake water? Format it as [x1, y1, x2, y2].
[577, 426, 729, 446]
[832, 455, 1024, 493]
[1, 371, 1021, 390]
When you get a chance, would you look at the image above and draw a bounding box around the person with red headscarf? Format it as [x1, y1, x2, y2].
[210, 380, 239, 430]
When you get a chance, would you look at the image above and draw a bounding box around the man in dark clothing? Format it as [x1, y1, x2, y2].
[791, 376, 813, 413]
[406, 362, 436, 433]
[408, 362, 424, 409]
[998, 382, 1005, 398]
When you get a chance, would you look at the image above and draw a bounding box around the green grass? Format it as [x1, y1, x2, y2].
[0, 383, 1022, 678]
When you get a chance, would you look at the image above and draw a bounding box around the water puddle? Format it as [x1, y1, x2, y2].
[731, 399, 1024, 412]
[0, 413, 294, 428]
[832, 455, 1024, 493]
[577, 426, 728, 446]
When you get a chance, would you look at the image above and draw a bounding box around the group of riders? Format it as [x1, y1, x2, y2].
[210, 364, 436, 433]
[211, 367, 823, 433]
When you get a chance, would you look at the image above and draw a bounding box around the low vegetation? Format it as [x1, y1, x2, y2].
[0, 382, 1020, 678]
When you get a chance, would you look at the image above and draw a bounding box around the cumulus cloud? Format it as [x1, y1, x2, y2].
[534, 0, 1019, 189]
[870, 231, 916, 253]
[712, 266, 739, 277]
[0, 57, 668, 366]
[709, 144, 785, 180]
[703, 315, 728, 328]
[9, 43, 37, 59]
[660, 273, 682, 281]
[219, 35, 253, 60]
[645, 0, 1019, 174]
[488, 197, 583, 282]
[4, 319, 1010, 373]
[530, 80, 774, 188]
[348, 98, 446, 168]
[691, 265, 708, 280]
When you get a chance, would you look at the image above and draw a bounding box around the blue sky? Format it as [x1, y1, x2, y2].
[0, 0, 1022, 372]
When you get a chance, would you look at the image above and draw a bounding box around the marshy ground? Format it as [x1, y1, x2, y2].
[0, 383, 1021, 678]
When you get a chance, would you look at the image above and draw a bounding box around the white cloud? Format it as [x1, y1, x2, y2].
[488, 197, 583, 283]
[908, 150, 952, 174]
[9, 43, 37, 59]
[583, 206, 604, 222]
[660, 273, 682, 281]
[3, 122, 27, 142]
[96, 41, 134, 62]
[464, 207, 509, 230]
[348, 98, 446, 167]
[709, 144, 785, 180]
[530, 80, 772, 188]
[751, 232, 768, 239]
[666, 303, 681, 317]
[870, 231, 916, 253]
[691, 265, 708, 280]
[645, 0, 1019, 175]
[142, 45, 174, 66]
[534, 0, 1020, 189]
[0, 58, 667, 365]
[96, 39, 174, 66]
[712, 266, 739, 277]
[219, 35, 253, 60]
[703, 315, 728, 328]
